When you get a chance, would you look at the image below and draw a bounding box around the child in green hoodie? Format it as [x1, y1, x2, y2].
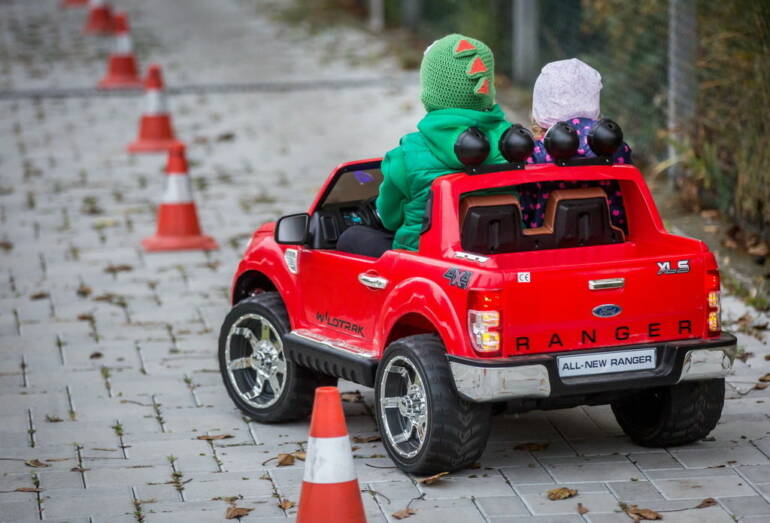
[337, 34, 514, 257]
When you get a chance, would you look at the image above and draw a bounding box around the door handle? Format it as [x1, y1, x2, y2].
[358, 273, 388, 290]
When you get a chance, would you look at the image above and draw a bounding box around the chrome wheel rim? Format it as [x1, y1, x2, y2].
[224, 313, 287, 409]
[379, 355, 428, 459]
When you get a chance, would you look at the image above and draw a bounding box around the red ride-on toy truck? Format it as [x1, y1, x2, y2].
[219, 121, 736, 474]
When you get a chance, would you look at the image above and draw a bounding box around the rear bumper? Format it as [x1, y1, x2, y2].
[448, 334, 736, 403]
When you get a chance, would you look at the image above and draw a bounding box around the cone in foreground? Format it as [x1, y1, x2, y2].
[98, 12, 141, 89]
[297, 387, 366, 523]
[61, 0, 88, 8]
[127, 64, 177, 153]
[142, 142, 218, 252]
[83, 0, 114, 34]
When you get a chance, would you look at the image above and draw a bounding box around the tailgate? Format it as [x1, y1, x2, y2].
[501, 254, 707, 355]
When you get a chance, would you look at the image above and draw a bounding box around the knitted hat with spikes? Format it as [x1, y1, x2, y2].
[420, 34, 496, 112]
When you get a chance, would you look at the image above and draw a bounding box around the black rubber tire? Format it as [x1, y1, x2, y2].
[611, 379, 725, 447]
[218, 292, 335, 423]
[374, 334, 492, 474]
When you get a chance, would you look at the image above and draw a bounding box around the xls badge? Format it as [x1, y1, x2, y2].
[657, 260, 690, 275]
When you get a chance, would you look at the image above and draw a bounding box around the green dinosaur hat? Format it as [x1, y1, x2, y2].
[420, 33, 496, 112]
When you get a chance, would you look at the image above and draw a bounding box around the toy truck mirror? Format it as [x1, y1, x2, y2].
[275, 213, 310, 245]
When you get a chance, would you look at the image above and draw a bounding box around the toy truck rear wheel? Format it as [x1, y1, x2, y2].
[218, 292, 335, 422]
[611, 379, 725, 447]
[375, 334, 492, 474]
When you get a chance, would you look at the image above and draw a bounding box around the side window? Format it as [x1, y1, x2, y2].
[309, 163, 383, 249]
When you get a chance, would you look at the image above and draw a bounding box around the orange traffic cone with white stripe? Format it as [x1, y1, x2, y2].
[98, 12, 141, 89]
[127, 64, 177, 153]
[83, 0, 114, 34]
[297, 387, 366, 523]
[142, 142, 218, 252]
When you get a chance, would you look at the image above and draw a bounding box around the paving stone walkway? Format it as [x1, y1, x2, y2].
[1, 1, 769, 522]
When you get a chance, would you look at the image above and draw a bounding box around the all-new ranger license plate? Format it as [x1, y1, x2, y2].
[557, 348, 657, 378]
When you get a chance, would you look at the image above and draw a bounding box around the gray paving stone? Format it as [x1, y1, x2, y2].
[41, 486, 135, 519]
[606, 480, 664, 502]
[651, 474, 757, 499]
[720, 495, 770, 518]
[544, 459, 641, 483]
[474, 494, 530, 518]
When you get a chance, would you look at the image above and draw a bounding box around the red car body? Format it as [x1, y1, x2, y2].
[229, 158, 734, 403]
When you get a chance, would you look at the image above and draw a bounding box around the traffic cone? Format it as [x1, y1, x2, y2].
[83, 0, 114, 34]
[142, 142, 218, 252]
[61, 0, 88, 7]
[98, 12, 141, 89]
[296, 387, 366, 523]
[127, 64, 177, 153]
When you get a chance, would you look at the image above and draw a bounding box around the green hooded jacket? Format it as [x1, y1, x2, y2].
[376, 104, 513, 251]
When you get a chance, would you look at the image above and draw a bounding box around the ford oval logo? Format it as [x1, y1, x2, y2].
[593, 304, 622, 318]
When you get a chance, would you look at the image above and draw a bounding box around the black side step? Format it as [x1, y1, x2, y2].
[282, 332, 378, 387]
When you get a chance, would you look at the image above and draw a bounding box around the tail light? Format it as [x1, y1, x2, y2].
[468, 290, 502, 355]
[706, 270, 721, 336]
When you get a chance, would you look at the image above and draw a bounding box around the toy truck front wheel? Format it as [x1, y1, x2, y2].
[218, 292, 335, 422]
[374, 334, 493, 474]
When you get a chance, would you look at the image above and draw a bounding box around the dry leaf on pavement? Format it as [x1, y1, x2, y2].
[225, 506, 253, 519]
[754, 383, 768, 390]
[577, 502, 589, 514]
[196, 434, 234, 441]
[278, 498, 295, 510]
[24, 459, 50, 468]
[392, 507, 416, 519]
[15, 487, 42, 493]
[514, 442, 549, 451]
[352, 435, 381, 443]
[417, 472, 448, 485]
[759, 373, 770, 383]
[625, 504, 662, 520]
[547, 487, 577, 500]
[696, 497, 718, 508]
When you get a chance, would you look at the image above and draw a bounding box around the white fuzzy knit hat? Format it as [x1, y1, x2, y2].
[532, 58, 603, 128]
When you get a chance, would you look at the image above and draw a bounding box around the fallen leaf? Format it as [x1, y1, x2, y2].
[104, 264, 132, 275]
[577, 502, 589, 514]
[696, 497, 718, 508]
[70, 467, 89, 473]
[625, 504, 662, 520]
[514, 442, 549, 451]
[196, 434, 234, 441]
[278, 498, 295, 510]
[76, 313, 94, 322]
[44, 458, 69, 462]
[76, 284, 92, 298]
[89, 352, 103, 360]
[277, 453, 295, 466]
[417, 471, 448, 485]
[15, 487, 42, 493]
[24, 459, 50, 468]
[29, 292, 49, 300]
[216, 132, 236, 142]
[765, 355, 770, 361]
[341, 391, 364, 403]
[748, 242, 769, 257]
[755, 383, 768, 390]
[759, 373, 770, 382]
[45, 415, 63, 423]
[392, 507, 416, 519]
[225, 506, 254, 519]
[352, 435, 381, 443]
[291, 450, 306, 461]
[0, 240, 13, 252]
[547, 487, 577, 500]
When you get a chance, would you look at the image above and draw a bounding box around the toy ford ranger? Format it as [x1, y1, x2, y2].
[219, 121, 736, 474]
